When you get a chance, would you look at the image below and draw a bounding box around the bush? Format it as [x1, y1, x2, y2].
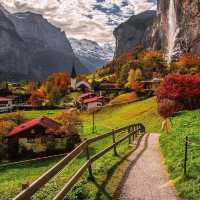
[156, 74, 200, 113]
[157, 99, 178, 118]
[56, 109, 82, 136]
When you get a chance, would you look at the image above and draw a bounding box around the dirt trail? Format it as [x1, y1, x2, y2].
[119, 134, 181, 200]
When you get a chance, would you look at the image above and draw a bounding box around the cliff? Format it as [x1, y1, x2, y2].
[0, 5, 87, 81]
[155, 0, 200, 59]
[114, 0, 200, 62]
[114, 10, 156, 57]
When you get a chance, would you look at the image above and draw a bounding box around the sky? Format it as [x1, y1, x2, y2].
[0, 0, 157, 44]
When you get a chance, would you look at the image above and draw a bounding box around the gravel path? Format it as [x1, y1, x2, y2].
[119, 134, 180, 200]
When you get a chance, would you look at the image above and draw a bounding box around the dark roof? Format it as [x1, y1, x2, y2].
[71, 64, 77, 78]
[6, 116, 61, 137]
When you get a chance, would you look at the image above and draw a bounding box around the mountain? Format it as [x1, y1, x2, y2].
[69, 38, 114, 71]
[114, 0, 200, 62]
[114, 10, 156, 57]
[0, 5, 87, 81]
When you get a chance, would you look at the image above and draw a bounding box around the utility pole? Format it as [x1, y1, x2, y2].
[92, 111, 95, 134]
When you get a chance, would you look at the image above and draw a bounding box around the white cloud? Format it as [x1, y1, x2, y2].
[0, 0, 157, 44]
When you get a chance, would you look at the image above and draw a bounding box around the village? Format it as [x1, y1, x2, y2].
[0, 63, 162, 162]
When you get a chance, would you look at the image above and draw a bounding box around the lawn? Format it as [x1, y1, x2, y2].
[109, 92, 138, 105]
[0, 109, 62, 120]
[0, 97, 162, 200]
[160, 109, 200, 200]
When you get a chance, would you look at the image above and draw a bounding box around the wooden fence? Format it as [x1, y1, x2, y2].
[13, 123, 145, 200]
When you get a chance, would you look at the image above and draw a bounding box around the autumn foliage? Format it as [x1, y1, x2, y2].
[131, 81, 144, 91]
[156, 74, 200, 117]
[175, 53, 200, 74]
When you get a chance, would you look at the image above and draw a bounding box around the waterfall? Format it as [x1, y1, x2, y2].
[167, 0, 179, 63]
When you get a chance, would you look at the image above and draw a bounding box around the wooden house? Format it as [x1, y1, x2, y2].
[140, 78, 161, 91]
[5, 117, 80, 159]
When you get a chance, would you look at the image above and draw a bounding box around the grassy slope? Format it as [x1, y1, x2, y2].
[0, 109, 62, 120]
[0, 97, 161, 200]
[160, 109, 200, 200]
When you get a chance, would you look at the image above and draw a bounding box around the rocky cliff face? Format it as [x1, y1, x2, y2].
[114, 10, 156, 57]
[0, 8, 29, 80]
[155, 0, 200, 59]
[114, 0, 200, 61]
[0, 6, 87, 81]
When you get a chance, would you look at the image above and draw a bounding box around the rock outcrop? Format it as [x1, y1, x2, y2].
[114, 10, 156, 57]
[0, 5, 87, 81]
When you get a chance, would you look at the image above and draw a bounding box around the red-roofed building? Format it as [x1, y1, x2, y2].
[82, 96, 104, 110]
[6, 117, 61, 138]
[5, 117, 80, 159]
[77, 92, 94, 102]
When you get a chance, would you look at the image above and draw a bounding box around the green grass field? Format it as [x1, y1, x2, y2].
[0, 109, 62, 120]
[0, 97, 162, 200]
[160, 109, 200, 200]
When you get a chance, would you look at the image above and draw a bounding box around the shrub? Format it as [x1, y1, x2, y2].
[56, 109, 82, 136]
[157, 99, 177, 118]
[156, 74, 200, 113]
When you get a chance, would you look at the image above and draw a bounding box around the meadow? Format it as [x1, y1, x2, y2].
[160, 109, 200, 200]
[0, 97, 161, 200]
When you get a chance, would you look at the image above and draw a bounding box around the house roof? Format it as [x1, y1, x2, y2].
[0, 97, 13, 102]
[83, 96, 103, 104]
[77, 92, 93, 100]
[6, 116, 61, 138]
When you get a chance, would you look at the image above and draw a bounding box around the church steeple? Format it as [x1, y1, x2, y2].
[71, 63, 77, 90]
[71, 63, 77, 79]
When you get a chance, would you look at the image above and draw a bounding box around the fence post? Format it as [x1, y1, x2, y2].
[112, 129, 117, 156]
[132, 126, 135, 141]
[86, 142, 93, 179]
[184, 136, 188, 176]
[135, 125, 138, 138]
[128, 126, 131, 145]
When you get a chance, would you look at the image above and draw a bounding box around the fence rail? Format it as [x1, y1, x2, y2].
[13, 123, 145, 200]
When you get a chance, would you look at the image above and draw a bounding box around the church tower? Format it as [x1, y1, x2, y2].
[71, 64, 77, 90]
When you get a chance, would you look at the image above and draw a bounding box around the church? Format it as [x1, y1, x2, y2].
[70, 65, 91, 91]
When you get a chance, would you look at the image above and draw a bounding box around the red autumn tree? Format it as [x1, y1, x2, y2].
[156, 74, 200, 113]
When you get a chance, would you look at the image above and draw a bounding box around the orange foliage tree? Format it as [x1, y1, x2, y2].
[174, 53, 200, 74]
[46, 72, 70, 94]
[29, 88, 47, 106]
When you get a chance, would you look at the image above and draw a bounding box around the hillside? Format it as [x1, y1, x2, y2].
[0, 5, 87, 81]
[160, 109, 200, 200]
[0, 97, 161, 200]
